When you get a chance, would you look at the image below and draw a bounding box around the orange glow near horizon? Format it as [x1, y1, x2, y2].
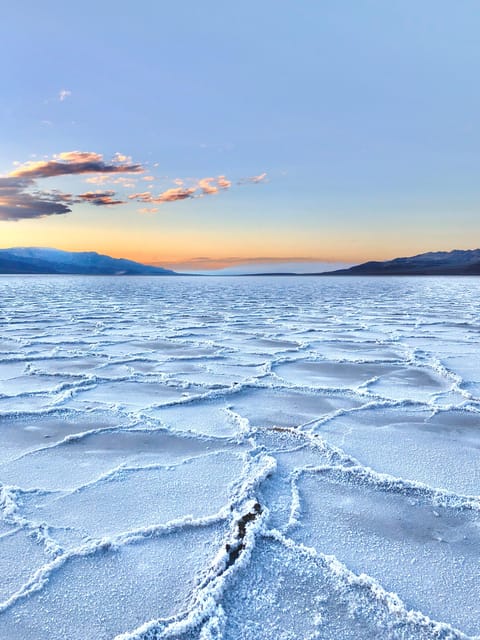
[1, 207, 477, 269]
[1, 222, 475, 269]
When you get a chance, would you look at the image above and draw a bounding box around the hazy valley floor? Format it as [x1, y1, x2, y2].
[0, 275, 479, 639]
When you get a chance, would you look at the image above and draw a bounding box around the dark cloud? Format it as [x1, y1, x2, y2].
[0, 177, 124, 222]
[0, 178, 72, 221]
[1, 150, 143, 221]
[76, 191, 124, 206]
[9, 151, 143, 179]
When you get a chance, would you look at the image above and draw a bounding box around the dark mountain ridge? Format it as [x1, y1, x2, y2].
[0, 248, 176, 275]
[321, 249, 480, 276]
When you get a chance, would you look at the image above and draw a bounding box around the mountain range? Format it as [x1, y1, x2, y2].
[1, 247, 480, 276]
[0, 248, 176, 275]
[322, 249, 480, 276]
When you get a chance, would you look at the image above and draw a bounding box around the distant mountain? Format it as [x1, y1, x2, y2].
[0, 248, 176, 275]
[320, 249, 480, 276]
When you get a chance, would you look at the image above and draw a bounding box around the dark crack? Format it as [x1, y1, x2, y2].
[225, 502, 262, 568]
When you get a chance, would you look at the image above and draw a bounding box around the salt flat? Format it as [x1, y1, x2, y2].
[0, 275, 479, 639]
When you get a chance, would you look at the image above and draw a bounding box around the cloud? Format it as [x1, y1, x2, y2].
[113, 152, 132, 163]
[128, 175, 233, 205]
[1, 149, 266, 220]
[158, 187, 197, 201]
[85, 175, 137, 188]
[0, 149, 135, 220]
[153, 255, 347, 273]
[198, 178, 219, 195]
[0, 177, 72, 221]
[57, 151, 102, 162]
[59, 89, 71, 102]
[9, 151, 144, 179]
[76, 191, 124, 206]
[138, 207, 159, 214]
[238, 172, 267, 185]
[128, 191, 153, 202]
[128, 187, 197, 203]
[217, 175, 232, 189]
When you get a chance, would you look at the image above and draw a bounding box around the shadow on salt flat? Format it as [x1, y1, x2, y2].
[0, 411, 122, 465]
[274, 360, 449, 400]
[368, 367, 450, 401]
[0, 524, 225, 640]
[318, 407, 480, 495]
[229, 387, 362, 428]
[20, 452, 246, 539]
[146, 400, 243, 438]
[0, 526, 48, 602]
[0, 429, 247, 491]
[25, 358, 107, 375]
[293, 471, 480, 635]
[273, 361, 398, 389]
[68, 381, 195, 409]
[0, 375, 74, 397]
[307, 340, 404, 362]
[221, 537, 444, 640]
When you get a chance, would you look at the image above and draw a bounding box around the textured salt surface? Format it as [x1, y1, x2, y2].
[0, 275, 479, 639]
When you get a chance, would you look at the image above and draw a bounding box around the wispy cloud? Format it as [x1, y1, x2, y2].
[138, 207, 159, 214]
[238, 172, 267, 185]
[85, 175, 137, 188]
[129, 186, 197, 203]
[217, 175, 232, 189]
[59, 89, 72, 102]
[153, 255, 348, 273]
[9, 151, 143, 179]
[112, 152, 131, 163]
[76, 191, 124, 206]
[198, 178, 219, 195]
[128, 174, 234, 206]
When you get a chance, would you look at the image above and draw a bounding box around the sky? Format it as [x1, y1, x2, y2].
[1, 1, 479, 273]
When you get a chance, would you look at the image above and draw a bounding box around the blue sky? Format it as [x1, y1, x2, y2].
[1, 1, 479, 271]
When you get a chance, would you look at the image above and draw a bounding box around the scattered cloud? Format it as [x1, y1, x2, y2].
[172, 255, 317, 266]
[0, 177, 72, 221]
[85, 175, 138, 189]
[153, 255, 349, 274]
[113, 152, 132, 163]
[138, 207, 159, 214]
[128, 191, 152, 202]
[198, 178, 219, 195]
[9, 151, 144, 179]
[129, 186, 197, 203]
[0, 150, 141, 221]
[217, 175, 232, 189]
[76, 191, 124, 206]
[59, 89, 71, 102]
[128, 174, 234, 205]
[238, 172, 267, 185]
[1, 149, 266, 221]
[85, 175, 111, 185]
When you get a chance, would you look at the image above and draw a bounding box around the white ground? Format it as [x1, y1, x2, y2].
[0, 275, 479, 639]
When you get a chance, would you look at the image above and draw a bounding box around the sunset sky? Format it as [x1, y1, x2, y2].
[1, 1, 479, 272]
